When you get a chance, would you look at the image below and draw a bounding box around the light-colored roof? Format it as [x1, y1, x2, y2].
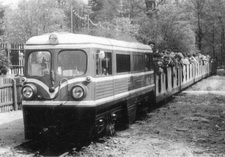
[25, 32, 152, 52]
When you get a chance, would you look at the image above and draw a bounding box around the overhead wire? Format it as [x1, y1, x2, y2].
[72, 9, 107, 30]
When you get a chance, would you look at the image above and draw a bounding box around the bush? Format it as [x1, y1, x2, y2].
[0, 49, 9, 75]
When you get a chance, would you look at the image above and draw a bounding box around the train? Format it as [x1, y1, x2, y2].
[20, 32, 216, 147]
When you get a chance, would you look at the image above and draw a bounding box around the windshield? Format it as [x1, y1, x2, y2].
[57, 50, 86, 77]
[28, 51, 51, 76]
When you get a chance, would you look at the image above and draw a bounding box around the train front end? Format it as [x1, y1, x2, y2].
[21, 33, 96, 145]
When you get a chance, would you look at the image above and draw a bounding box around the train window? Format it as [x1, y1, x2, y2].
[133, 54, 145, 72]
[57, 50, 86, 77]
[145, 54, 153, 71]
[116, 54, 131, 73]
[28, 51, 51, 76]
[96, 52, 112, 76]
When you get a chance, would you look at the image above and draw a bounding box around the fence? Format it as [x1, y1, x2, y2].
[0, 76, 21, 112]
[0, 43, 24, 76]
[155, 61, 217, 102]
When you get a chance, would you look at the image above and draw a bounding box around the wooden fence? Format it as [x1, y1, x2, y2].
[0, 43, 24, 113]
[0, 76, 21, 112]
[0, 43, 24, 76]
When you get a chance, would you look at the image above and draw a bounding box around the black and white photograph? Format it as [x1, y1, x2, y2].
[0, 0, 224, 156]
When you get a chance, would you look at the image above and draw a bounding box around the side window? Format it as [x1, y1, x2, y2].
[116, 54, 130, 73]
[145, 53, 153, 71]
[149, 54, 153, 70]
[96, 51, 112, 76]
[133, 53, 145, 72]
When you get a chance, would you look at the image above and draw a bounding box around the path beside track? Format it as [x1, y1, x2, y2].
[0, 111, 24, 155]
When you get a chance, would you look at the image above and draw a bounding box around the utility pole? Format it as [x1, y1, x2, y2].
[71, 6, 73, 33]
[87, 14, 89, 31]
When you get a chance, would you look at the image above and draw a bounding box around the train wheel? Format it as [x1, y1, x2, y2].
[105, 122, 115, 136]
[105, 113, 117, 136]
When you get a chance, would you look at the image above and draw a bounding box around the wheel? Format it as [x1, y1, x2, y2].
[105, 122, 115, 136]
[105, 113, 117, 136]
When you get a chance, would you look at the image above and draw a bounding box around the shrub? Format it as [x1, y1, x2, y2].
[0, 49, 9, 75]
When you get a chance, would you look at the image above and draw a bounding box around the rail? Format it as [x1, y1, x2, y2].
[155, 61, 217, 102]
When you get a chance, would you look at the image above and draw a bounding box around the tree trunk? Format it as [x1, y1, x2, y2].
[212, 22, 215, 57]
[197, 11, 202, 51]
[221, 25, 224, 67]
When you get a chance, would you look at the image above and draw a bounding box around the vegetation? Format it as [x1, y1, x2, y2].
[0, 49, 9, 75]
[0, 0, 225, 57]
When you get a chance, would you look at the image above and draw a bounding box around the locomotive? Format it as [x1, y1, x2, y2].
[21, 32, 155, 145]
[20, 32, 215, 146]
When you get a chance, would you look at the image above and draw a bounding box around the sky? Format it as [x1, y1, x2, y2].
[0, 0, 89, 8]
[0, 0, 21, 8]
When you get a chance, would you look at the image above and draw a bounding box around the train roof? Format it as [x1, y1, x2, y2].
[25, 32, 152, 52]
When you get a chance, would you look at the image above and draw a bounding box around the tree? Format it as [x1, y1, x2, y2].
[185, 0, 206, 51]
[157, 2, 196, 52]
[145, 0, 166, 18]
[137, 1, 197, 53]
[204, 0, 225, 58]
[4, 0, 67, 43]
[1, 0, 224, 59]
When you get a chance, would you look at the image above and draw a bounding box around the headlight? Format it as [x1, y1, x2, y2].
[22, 84, 37, 100]
[49, 34, 58, 45]
[71, 85, 87, 101]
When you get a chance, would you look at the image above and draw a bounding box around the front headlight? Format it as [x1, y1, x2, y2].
[22, 84, 37, 100]
[71, 84, 87, 101]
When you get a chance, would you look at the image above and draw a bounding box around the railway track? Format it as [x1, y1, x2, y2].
[14, 138, 93, 157]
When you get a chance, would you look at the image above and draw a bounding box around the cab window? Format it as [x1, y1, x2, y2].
[28, 51, 51, 76]
[57, 50, 87, 77]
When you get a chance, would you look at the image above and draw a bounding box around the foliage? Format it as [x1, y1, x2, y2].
[135, 15, 158, 44]
[0, 49, 9, 75]
[1, 0, 225, 57]
[4, 0, 67, 43]
[137, 2, 197, 53]
[156, 3, 197, 53]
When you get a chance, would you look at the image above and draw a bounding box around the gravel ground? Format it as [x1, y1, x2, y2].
[0, 111, 24, 156]
[1, 69, 225, 157]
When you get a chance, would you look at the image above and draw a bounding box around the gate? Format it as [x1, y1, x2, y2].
[0, 43, 24, 76]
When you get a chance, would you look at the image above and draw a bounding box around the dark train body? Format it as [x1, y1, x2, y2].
[20, 32, 216, 145]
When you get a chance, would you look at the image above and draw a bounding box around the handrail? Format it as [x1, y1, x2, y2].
[155, 61, 217, 102]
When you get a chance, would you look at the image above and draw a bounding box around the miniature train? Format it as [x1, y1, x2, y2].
[20, 32, 217, 146]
